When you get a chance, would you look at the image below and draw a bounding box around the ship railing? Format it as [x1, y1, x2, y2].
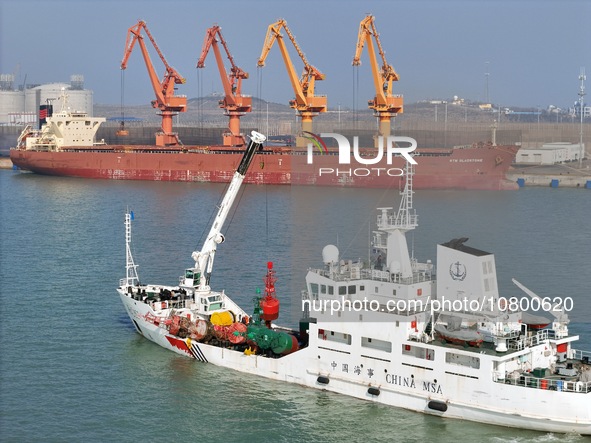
[496, 374, 591, 393]
[312, 267, 433, 285]
[377, 213, 418, 229]
[491, 329, 520, 340]
[508, 330, 549, 351]
[372, 239, 387, 249]
[572, 349, 591, 362]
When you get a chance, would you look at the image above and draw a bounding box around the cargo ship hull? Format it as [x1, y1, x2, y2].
[10, 144, 519, 190]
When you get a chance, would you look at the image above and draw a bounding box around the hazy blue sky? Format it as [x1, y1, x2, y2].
[1, 0, 589, 110]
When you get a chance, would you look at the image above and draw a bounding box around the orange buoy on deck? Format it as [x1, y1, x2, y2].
[189, 319, 211, 341]
[227, 322, 248, 344]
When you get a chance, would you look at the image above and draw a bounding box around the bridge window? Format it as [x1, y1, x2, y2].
[362, 337, 392, 353]
[318, 329, 351, 345]
[402, 344, 435, 361]
[446, 352, 480, 369]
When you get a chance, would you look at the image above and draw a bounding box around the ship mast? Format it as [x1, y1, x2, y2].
[373, 161, 417, 279]
[123, 211, 140, 287]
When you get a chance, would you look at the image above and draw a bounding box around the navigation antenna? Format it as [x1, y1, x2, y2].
[393, 161, 417, 232]
[374, 159, 417, 279]
[123, 211, 140, 287]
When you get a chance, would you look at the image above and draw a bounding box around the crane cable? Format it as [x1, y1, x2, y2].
[196, 69, 203, 131]
[255, 66, 270, 259]
[352, 66, 359, 129]
[256, 67, 264, 132]
[120, 70, 125, 132]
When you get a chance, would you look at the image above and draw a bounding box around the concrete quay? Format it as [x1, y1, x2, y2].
[507, 160, 591, 188]
[0, 157, 14, 169]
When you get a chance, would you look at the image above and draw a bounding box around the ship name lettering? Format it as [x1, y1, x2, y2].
[423, 381, 443, 394]
[386, 373, 416, 388]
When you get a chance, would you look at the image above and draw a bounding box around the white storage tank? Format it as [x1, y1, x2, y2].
[0, 90, 26, 124]
[25, 82, 94, 118]
[0, 74, 26, 124]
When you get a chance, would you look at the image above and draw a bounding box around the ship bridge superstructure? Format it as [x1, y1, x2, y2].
[303, 162, 435, 330]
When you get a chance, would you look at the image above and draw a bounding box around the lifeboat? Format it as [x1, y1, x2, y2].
[435, 324, 484, 347]
[521, 312, 551, 330]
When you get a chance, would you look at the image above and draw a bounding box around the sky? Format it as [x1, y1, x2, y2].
[1, 0, 590, 110]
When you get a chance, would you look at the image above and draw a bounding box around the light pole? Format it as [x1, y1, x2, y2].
[578, 68, 586, 168]
[485, 61, 490, 104]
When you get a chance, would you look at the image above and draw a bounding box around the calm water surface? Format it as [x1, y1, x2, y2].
[1, 170, 589, 442]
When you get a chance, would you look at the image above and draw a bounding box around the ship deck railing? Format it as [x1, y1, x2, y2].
[572, 349, 591, 363]
[496, 373, 591, 393]
[508, 330, 549, 351]
[312, 267, 433, 285]
[377, 213, 418, 230]
[121, 285, 193, 311]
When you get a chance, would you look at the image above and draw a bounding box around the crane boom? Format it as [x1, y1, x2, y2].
[197, 25, 252, 147]
[258, 19, 326, 147]
[190, 131, 266, 292]
[121, 20, 187, 146]
[353, 15, 403, 141]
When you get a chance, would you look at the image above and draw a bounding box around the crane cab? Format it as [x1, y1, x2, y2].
[181, 268, 201, 287]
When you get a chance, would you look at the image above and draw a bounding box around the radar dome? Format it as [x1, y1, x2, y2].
[389, 261, 401, 273]
[322, 245, 339, 264]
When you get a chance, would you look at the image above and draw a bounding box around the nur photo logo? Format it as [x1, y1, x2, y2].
[303, 132, 418, 178]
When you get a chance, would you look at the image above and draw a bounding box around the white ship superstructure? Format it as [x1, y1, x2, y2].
[117, 149, 590, 435]
[16, 90, 105, 151]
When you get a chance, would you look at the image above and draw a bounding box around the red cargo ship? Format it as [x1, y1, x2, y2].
[9, 106, 518, 190]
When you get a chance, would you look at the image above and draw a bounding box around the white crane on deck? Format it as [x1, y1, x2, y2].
[186, 131, 266, 294]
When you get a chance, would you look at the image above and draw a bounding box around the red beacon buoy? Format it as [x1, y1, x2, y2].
[260, 261, 280, 324]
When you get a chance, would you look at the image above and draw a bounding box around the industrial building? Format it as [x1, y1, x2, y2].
[515, 142, 585, 165]
[0, 74, 94, 125]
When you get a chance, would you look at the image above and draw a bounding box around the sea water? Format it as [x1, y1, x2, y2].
[1, 169, 589, 442]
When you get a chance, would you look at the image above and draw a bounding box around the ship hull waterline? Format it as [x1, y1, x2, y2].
[10, 144, 519, 190]
[118, 292, 590, 436]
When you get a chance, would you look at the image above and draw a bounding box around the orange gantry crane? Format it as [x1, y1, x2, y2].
[197, 25, 252, 147]
[353, 15, 403, 141]
[121, 20, 187, 147]
[258, 19, 327, 147]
